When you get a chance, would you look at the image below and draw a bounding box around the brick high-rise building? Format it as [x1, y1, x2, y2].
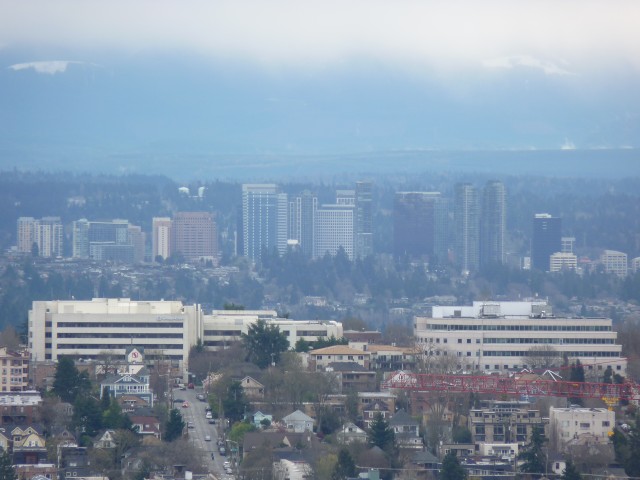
[171, 212, 218, 264]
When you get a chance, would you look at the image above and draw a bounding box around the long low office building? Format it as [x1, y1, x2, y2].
[28, 299, 343, 371]
[202, 310, 343, 350]
[414, 300, 626, 375]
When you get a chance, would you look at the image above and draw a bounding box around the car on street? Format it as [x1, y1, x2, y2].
[182, 402, 189, 408]
[208, 418, 215, 424]
[187, 422, 195, 429]
[205, 435, 211, 441]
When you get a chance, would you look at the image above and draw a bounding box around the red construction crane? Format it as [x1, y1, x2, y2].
[381, 371, 640, 401]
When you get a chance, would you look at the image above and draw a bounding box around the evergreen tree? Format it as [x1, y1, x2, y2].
[332, 449, 356, 480]
[222, 380, 249, 422]
[369, 412, 395, 452]
[53, 356, 82, 403]
[242, 319, 289, 368]
[569, 360, 585, 405]
[561, 460, 582, 480]
[441, 451, 467, 480]
[164, 409, 185, 442]
[0, 449, 16, 480]
[623, 415, 640, 477]
[518, 425, 547, 478]
[73, 395, 103, 437]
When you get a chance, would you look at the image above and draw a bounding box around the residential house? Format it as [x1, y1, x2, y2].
[117, 394, 151, 413]
[336, 422, 368, 444]
[411, 450, 441, 478]
[248, 411, 273, 429]
[388, 409, 422, 449]
[243, 431, 320, 460]
[94, 430, 117, 449]
[240, 376, 265, 399]
[308, 346, 371, 371]
[282, 410, 315, 433]
[49, 426, 78, 448]
[130, 415, 162, 440]
[100, 373, 153, 407]
[11, 425, 47, 465]
[358, 392, 396, 428]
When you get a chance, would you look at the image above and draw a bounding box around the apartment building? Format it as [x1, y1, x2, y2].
[549, 406, 614, 453]
[0, 347, 29, 392]
[469, 401, 547, 445]
[414, 300, 625, 373]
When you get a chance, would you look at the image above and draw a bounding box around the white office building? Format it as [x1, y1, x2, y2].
[28, 298, 201, 372]
[202, 310, 343, 350]
[600, 250, 628, 277]
[550, 252, 578, 272]
[414, 300, 625, 374]
[313, 204, 355, 260]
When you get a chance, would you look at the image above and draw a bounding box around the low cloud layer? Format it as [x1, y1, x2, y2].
[1, 0, 639, 73]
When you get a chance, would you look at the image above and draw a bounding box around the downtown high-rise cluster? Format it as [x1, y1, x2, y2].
[394, 181, 506, 273]
[240, 181, 373, 262]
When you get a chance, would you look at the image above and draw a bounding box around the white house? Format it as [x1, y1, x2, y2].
[282, 410, 315, 433]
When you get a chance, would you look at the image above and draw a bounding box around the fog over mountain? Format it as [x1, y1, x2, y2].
[0, 1, 638, 178]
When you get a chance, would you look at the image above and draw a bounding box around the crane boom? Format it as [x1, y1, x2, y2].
[382, 372, 640, 401]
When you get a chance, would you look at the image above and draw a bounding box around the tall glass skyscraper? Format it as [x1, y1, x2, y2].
[532, 213, 562, 271]
[455, 183, 480, 272]
[289, 190, 317, 258]
[242, 184, 288, 261]
[480, 181, 506, 267]
[393, 192, 447, 262]
[355, 181, 373, 258]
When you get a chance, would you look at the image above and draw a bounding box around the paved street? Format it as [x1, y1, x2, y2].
[175, 387, 235, 480]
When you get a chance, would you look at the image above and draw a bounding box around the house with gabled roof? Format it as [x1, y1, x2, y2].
[130, 415, 162, 441]
[336, 422, 368, 444]
[94, 430, 117, 449]
[282, 410, 314, 433]
[11, 425, 47, 464]
[247, 411, 273, 429]
[242, 431, 319, 460]
[388, 409, 422, 449]
[240, 375, 265, 399]
[100, 372, 152, 406]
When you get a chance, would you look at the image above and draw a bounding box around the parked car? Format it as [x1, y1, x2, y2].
[188, 383, 195, 389]
[219, 447, 226, 456]
[182, 402, 189, 408]
[208, 418, 215, 424]
[206, 412, 213, 419]
[205, 435, 211, 441]
[187, 422, 195, 429]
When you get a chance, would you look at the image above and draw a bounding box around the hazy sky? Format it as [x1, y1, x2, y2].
[0, 0, 639, 172]
[2, 0, 639, 74]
